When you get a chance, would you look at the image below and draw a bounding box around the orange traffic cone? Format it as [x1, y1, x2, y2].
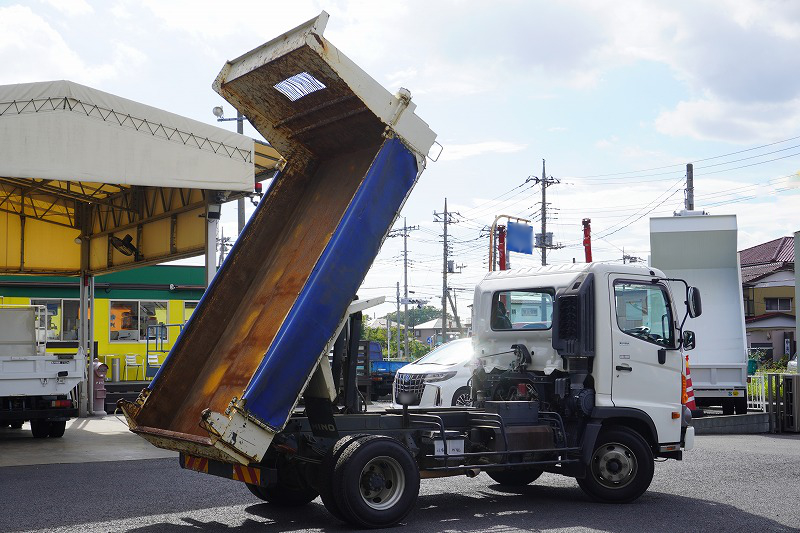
[684, 354, 697, 411]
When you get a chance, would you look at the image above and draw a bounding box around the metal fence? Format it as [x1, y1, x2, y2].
[747, 373, 767, 412]
[762, 373, 800, 433]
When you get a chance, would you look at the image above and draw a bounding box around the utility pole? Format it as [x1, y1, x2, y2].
[442, 199, 448, 343]
[541, 159, 547, 266]
[528, 159, 561, 266]
[433, 199, 459, 344]
[396, 282, 401, 359]
[685, 163, 694, 211]
[403, 220, 409, 360]
[446, 289, 462, 330]
[388, 219, 419, 358]
[237, 111, 246, 234]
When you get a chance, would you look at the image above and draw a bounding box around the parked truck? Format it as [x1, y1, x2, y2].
[650, 212, 749, 414]
[0, 305, 81, 437]
[121, 13, 700, 528]
[365, 341, 408, 400]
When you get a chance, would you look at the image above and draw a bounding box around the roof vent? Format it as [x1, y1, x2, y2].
[273, 72, 326, 102]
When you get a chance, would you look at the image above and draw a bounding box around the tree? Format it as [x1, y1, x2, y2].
[386, 306, 452, 328]
[362, 324, 431, 360]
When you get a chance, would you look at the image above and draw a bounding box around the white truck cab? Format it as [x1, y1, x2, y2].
[472, 262, 697, 458]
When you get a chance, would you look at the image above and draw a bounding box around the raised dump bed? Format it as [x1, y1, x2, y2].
[120, 12, 436, 465]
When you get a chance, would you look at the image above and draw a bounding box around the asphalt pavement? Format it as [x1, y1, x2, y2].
[1, 432, 798, 532]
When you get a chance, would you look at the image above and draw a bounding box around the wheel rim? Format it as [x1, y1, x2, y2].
[591, 442, 638, 489]
[455, 392, 472, 406]
[359, 455, 405, 511]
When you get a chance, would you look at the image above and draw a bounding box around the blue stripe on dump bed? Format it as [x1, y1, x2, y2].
[242, 137, 418, 430]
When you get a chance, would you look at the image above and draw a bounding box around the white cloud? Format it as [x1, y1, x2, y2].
[439, 141, 527, 162]
[595, 136, 619, 149]
[139, 0, 318, 41]
[40, 0, 93, 16]
[0, 5, 145, 86]
[655, 97, 800, 143]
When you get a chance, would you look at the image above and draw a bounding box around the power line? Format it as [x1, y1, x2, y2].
[564, 133, 800, 180]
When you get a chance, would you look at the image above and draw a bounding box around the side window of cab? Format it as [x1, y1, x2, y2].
[491, 289, 554, 331]
[614, 281, 675, 347]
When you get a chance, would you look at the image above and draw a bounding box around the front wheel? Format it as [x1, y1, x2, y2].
[577, 427, 654, 503]
[452, 387, 473, 407]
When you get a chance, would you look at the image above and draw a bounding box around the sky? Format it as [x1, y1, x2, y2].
[1, 0, 798, 322]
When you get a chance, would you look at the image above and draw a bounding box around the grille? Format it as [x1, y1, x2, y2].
[394, 373, 425, 406]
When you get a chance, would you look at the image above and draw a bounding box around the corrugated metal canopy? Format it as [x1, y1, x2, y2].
[0, 80, 283, 275]
[0, 80, 255, 189]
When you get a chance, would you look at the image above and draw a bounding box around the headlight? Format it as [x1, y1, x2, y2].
[424, 371, 457, 383]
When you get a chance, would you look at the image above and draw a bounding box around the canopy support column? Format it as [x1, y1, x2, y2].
[78, 205, 93, 417]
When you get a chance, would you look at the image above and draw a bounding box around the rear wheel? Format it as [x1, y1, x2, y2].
[319, 434, 371, 521]
[487, 468, 543, 486]
[245, 456, 318, 506]
[734, 397, 747, 415]
[31, 420, 49, 439]
[577, 427, 654, 503]
[722, 398, 735, 416]
[48, 421, 66, 438]
[245, 482, 317, 506]
[331, 435, 420, 528]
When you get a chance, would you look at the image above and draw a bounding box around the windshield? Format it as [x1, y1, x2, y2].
[414, 339, 473, 366]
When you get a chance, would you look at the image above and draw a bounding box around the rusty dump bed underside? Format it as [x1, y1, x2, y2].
[132, 144, 378, 439]
[120, 12, 434, 463]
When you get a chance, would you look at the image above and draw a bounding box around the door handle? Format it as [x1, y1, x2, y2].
[615, 365, 632, 372]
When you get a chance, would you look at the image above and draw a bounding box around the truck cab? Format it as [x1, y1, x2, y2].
[472, 262, 696, 456]
[0, 305, 81, 437]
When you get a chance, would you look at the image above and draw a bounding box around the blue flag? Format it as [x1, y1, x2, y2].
[506, 221, 533, 254]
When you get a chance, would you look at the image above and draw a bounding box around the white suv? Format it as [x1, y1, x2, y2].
[392, 338, 474, 407]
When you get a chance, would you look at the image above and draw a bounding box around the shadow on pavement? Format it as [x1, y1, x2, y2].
[125, 483, 795, 533]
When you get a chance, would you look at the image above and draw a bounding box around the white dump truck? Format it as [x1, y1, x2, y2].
[651, 212, 748, 414]
[0, 305, 82, 437]
[121, 14, 701, 529]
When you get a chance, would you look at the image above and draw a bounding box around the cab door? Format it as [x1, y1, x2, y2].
[609, 275, 682, 442]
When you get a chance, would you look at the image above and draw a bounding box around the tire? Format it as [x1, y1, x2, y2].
[245, 455, 318, 506]
[245, 482, 317, 506]
[734, 397, 747, 415]
[452, 386, 473, 407]
[9, 421, 23, 429]
[487, 468, 543, 486]
[48, 421, 66, 438]
[319, 434, 371, 521]
[31, 420, 49, 439]
[577, 426, 654, 503]
[722, 398, 735, 416]
[332, 435, 420, 528]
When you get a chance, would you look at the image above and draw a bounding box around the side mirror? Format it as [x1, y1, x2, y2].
[687, 287, 702, 318]
[683, 330, 696, 350]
